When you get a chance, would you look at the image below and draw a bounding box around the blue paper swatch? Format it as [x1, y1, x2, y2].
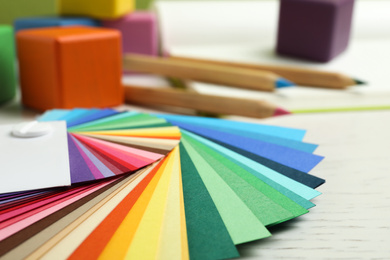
[172, 121, 323, 173]
[156, 114, 307, 141]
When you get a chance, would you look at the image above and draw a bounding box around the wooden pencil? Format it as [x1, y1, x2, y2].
[170, 55, 364, 89]
[124, 85, 290, 118]
[123, 54, 294, 92]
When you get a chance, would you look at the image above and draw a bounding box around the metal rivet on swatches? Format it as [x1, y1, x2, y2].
[12, 121, 52, 138]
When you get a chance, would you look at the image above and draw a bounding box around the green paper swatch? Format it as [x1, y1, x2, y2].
[69, 112, 168, 132]
[182, 138, 271, 244]
[184, 133, 304, 226]
[179, 144, 239, 260]
[292, 106, 390, 113]
[183, 130, 316, 209]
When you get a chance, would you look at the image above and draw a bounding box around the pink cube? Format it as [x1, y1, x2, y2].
[102, 12, 158, 56]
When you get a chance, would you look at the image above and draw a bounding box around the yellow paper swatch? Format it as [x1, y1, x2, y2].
[78, 126, 181, 139]
[97, 155, 170, 259]
[124, 147, 178, 259]
[155, 146, 187, 260]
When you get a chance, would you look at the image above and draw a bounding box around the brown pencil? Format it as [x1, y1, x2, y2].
[123, 54, 294, 92]
[170, 55, 364, 89]
[124, 85, 290, 118]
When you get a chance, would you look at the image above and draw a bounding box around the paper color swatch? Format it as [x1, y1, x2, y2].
[0, 121, 71, 194]
[0, 109, 325, 259]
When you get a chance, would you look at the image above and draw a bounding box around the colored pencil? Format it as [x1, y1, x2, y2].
[123, 54, 294, 92]
[124, 85, 290, 118]
[170, 55, 365, 89]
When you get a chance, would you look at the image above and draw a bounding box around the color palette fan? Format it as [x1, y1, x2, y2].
[0, 108, 325, 260]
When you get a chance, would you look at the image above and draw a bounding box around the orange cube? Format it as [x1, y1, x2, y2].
[17, 26, 123, 111]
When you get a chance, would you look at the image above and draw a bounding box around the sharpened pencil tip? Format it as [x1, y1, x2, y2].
[273, 107, 292, 116]
[354, 78, 367, 85]
[276, 78, 295, 88]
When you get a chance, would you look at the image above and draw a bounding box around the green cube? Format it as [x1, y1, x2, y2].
[0, 0, 57, 25]
[0, 25, 16, 104]
[136, 0, 154, 10]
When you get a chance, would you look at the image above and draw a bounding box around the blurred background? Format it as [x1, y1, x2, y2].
[1, 0, 390, 120]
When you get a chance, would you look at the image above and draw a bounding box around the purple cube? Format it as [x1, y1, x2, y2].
[276, 0, 355, 62]
[102, 11, 158, 56]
